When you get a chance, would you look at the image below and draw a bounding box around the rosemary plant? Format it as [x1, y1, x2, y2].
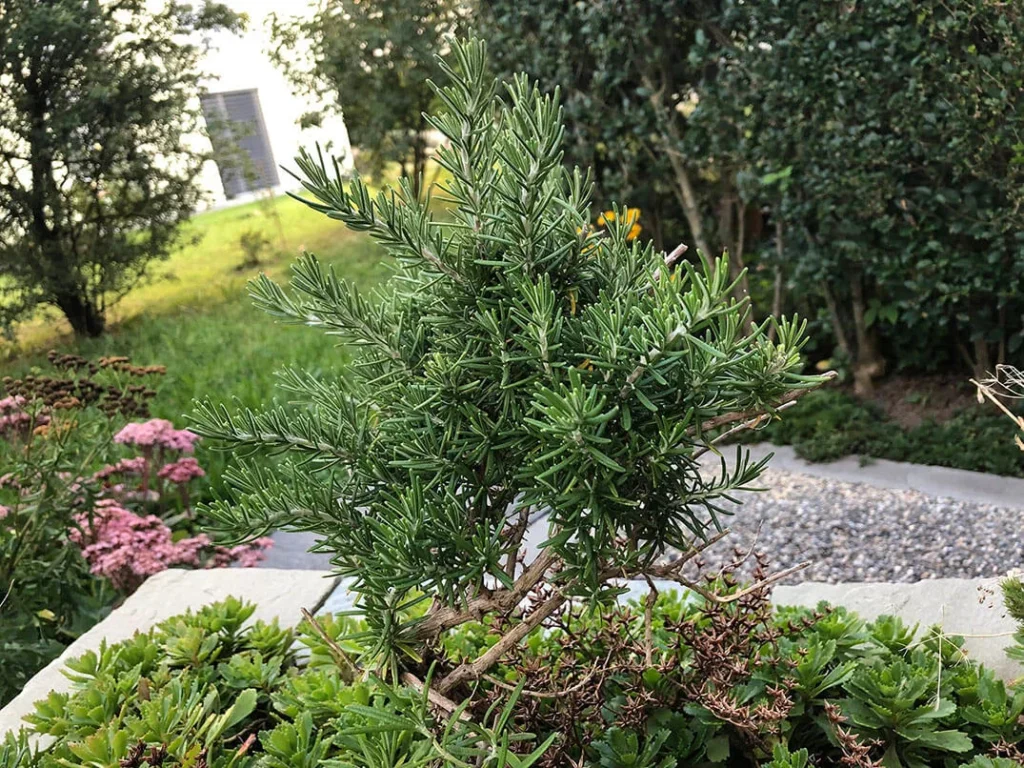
[193, 39, 827, 697]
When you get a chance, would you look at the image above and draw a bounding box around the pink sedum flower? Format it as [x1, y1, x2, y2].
[114, 419, 200, 454]
[157, 457, 205, 484]
[70, 499, 271, 592]
[93, 457, 149, 482]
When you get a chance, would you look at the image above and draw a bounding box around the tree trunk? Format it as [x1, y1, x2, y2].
[767, 221, 786, 342]
[717, 194, 755, 333]
[641, 72, 716, 262]
[55, 292, 105, 337]
[849, 274, 885, 395]
[821, 281, 853, 361]
[666, 149, 715, 261]
[972, 337, 993, 380]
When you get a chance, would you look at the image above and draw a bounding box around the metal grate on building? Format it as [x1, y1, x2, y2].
[200, 89, 280, 199]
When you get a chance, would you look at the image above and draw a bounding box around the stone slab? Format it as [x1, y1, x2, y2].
[0, 568, 337, 739]
[775, 578, 1020, 680]
[323, 575, 1021, 678]
[742, 443, 1024, 510]
[261, 531, 332, 569]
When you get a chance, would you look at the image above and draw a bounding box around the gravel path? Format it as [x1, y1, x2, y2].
[687, 468, 1024, 583]
[262, 464, 1024, 585]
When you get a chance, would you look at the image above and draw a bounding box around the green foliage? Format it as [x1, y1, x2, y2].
[734, 389, 1024, 477]
[763, 744, 810, 768]
[268, 0, 465, 191]
[692, 0, 1024, 381]
[0, 359, 156, 705]
[15, 599, 553, 768]
[485, 1, 1024, 383]
[477, 0, 717, 253]
[193, 38, 821, 681]
[0, 0, 242, 337]
[591, 728, 674, 768]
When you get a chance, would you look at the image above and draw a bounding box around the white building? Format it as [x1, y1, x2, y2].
[192, 0, 353, 209]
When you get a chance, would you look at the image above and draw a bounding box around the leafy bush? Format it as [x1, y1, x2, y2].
[0, 354, 270, 706]
[734, 389, 1024, 477]
[10, 594, 1024, 768]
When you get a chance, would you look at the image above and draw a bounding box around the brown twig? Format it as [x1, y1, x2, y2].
[413, 549, 561, 642]
[692, 400, 799, 460]
[482, 668, 601, 700]
[301, 608, 359, 681]
[691, 372, 837, 435]
[643, 575, 658, 666]
[437, 591, 568, 695]
[401, 672, 471, 720]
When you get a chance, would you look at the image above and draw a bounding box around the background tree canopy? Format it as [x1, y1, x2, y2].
[0, 0, 242, 337]
[269, 0, 468, 196]
[477, 0, 1024, 389]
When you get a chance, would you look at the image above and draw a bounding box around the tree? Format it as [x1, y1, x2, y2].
[0, 0, 242, 337]
[692, 0, 1024, 388]
[269, 0, 467, 197]
[194, 40, 827, 698]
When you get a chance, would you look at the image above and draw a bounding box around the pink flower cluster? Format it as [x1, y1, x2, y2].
[157, 457, 205, 484]
[70, 499, 272, 593]
[0, 395, 43, 437]
[92, 456, 148, 481]
[114, 419, 200, 454]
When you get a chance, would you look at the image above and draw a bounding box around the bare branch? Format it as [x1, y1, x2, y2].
[691, 372, 837, 435]
[691, 400, 799, 460]
[437, 591, 567, 695]
[412, 549, 561, 641]
[401, 672, 471, 720]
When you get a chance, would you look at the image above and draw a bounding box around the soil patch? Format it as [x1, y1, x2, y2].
[848, 373, 977, 428]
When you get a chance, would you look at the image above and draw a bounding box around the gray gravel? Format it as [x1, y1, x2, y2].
[686, 468, 1024, 584]
[262, 464, 1024, 585]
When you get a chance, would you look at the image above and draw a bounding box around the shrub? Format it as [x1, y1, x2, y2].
[692, 0, 1024, 387]
[733, 388, 1024, 477]
[193, 37, 826, 698]
[0, 354, 269, 706]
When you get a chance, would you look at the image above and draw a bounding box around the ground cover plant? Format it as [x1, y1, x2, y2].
[9, 591, 1024, 768]
[0, 354, 270, 706]
[732, 389, 1024, 478]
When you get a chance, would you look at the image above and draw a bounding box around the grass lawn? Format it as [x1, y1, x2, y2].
[3, 193, 387, 358]
[1, 193, 389, 492]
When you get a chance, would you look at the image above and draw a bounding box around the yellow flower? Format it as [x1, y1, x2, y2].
[597, 207, 641, 238]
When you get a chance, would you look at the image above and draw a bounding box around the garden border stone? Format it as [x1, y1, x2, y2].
[742, 443, 1024, 509]
[0, 568, 337, 740]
